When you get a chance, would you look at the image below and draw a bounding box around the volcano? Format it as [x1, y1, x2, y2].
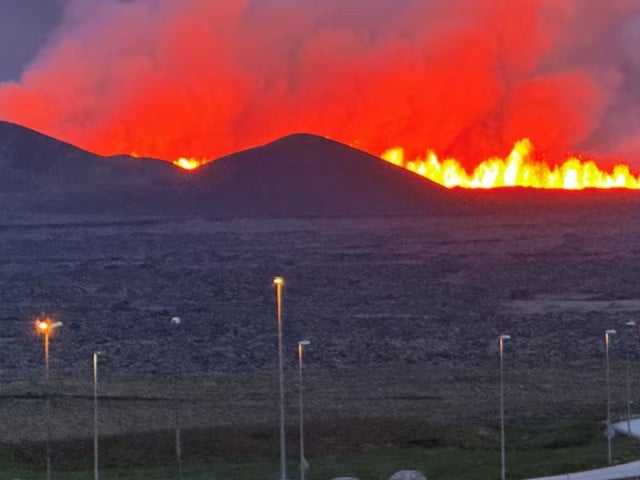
[0, 122, 460, 218]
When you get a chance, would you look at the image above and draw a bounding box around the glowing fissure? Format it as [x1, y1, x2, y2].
[381, 139, 640, 190]
[172, 157, 209, 170]
[168, 138, 640, 190]
[130, 151, 208, 171]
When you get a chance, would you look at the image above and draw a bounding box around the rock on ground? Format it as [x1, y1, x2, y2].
[389, 470, 427, 480]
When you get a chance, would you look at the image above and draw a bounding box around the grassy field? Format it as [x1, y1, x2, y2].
[2, 362, 640, 480]
[3, 416, 639, 480]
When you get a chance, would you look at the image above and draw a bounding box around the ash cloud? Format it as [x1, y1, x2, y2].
[0, 0, 639, 168]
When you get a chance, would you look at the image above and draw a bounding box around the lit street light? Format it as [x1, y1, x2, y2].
[170, 316, 183, 480]
[625, 321, 637, 437]
[36, 317, 63, 480]
[499, 334, 511, 480]
[273, 276, 287, 480]
[605, 329, 617, 465]
[297, 340, 311, 480]
[93, 351, 103, 480]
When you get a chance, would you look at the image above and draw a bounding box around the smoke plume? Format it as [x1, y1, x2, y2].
[1, 0, 640, 168]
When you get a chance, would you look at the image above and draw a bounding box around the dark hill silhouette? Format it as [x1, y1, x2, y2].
[0, 121, 180, 214]
[0, 123, 462, 218]
[0, 120, 94, 172]
[3, 121, 638, 219]
[185, 133, 461, 218]
[0, 121, 177, 181]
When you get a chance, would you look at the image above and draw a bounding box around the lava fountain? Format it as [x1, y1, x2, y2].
[381, 139, 640, 190]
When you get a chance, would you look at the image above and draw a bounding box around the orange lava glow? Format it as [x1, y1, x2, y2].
[172, 157, 209, 170]
[131, 151, 208, 171]
[382, 139, 640, 190]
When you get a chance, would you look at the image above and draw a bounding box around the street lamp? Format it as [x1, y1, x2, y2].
[297, 340, 311, 480]
[93, 351, 103, 480]
[605, 329, 617, 465]
[499, 334, 511, 480]
[36, 317, 63, 480]
[170, 316, 183, 480]
[273, 276, 286, 480]
[625, 321, 637, 437]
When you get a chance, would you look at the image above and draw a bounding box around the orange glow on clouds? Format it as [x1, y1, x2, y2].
[2, 0, 640, 190]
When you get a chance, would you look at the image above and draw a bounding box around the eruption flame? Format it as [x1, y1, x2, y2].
[173, 157, 209, 170]
[131, 152, 207, 170]
[382, 139, 640, 190]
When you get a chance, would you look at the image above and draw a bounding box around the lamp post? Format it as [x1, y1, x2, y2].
[170, 316, 183, 480]
[93, 351, 103, 480]
[499, 334, 511, 480]
[625, 321, 636, 437]
[36, 317, 63, 480]
[298, 340, 310, 480]
[605, 329, 617, 465]
[273, 276, 286, 480]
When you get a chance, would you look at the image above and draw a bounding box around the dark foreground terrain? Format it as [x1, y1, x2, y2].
[1, 203, 640, 478]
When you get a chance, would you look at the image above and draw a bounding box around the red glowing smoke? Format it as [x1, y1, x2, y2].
[0, 0, 639, 168]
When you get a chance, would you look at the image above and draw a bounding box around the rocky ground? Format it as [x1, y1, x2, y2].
[0, 208, 639, 449]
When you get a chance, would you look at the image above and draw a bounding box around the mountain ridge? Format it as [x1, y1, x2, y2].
[0, 122, 460, 218]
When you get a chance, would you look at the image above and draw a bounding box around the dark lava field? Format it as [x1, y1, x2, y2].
[1, 208, 640, 442]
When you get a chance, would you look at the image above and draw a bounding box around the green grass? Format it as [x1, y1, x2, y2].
[2, 417, 639, 480]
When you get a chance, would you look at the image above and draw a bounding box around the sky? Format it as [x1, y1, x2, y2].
[1, 0, 640, 169]
[0, 0, 62, 81]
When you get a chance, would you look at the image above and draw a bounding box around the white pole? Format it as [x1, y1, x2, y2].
[36, 318, 62, 480]
[626, 321, 636, 437]
[298, 340, 310, 480]
[171, 317, 183, 480]
[93, 352, 99, 480]
[606, 330, 616, 465]
[500, 337, 505, 480]
[274, 277, 286, 480]
[499, 334, 511, 480]
[627, 348, 631, 436]
[45, 330, 51, 480]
